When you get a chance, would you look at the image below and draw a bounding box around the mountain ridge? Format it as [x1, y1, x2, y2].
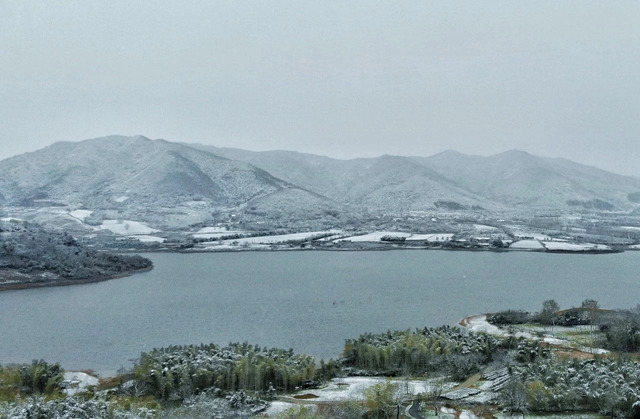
[1, 136, 639, 227]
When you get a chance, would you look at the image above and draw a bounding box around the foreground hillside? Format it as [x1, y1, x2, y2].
[0, 220, 151, 290]
[1, 301, 639, 418]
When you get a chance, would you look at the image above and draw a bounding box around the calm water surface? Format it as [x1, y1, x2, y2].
[0, 251, 638, 375]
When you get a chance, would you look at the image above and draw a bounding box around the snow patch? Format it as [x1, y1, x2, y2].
[509, 240, 544, 249]
[62, 372, 99, 396]
[130, 235, 165, 243]
[405, 233, 454, 242]
[264, 401, 298, 416]
[542, 241, 611, 252]
[68, 210, 93, 221]
[98, 220, 159, 235]
[217, 230, 341, 245]
[113, 196, 129, 202]
[337, 231, 412, 242]
[289, 377, 434, 402]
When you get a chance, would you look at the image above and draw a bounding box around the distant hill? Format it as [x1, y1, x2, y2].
[1, 136, 639, 228]
[190, 145, 494, 211]
[195, 144, 640, 212]
[415, 150, 640, 208]
[0, 136, 334, 226]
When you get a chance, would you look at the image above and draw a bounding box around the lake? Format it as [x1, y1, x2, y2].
[0, 250, 638, 375]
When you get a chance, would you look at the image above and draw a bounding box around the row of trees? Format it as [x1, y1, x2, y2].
[133, 342, 317, 400]
[341, 326, 546, 380]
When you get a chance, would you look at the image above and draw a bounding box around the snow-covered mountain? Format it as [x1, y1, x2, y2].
[0, 136, 334, 225]
[414, 150, 640, 209]
[194, 144, 640, 212]
[1, 136, 639, 228]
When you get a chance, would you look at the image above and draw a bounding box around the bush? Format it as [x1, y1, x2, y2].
[487, 310, 532, 325]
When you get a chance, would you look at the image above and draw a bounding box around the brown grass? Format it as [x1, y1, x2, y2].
[293, 393, 319, 399]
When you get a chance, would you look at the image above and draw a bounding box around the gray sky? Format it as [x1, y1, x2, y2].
[1, 1, 639, 176]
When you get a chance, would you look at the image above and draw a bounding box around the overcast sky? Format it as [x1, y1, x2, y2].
[1, 1, 639, 175]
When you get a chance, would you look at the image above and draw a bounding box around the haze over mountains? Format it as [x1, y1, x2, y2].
[1, 135, 639, 228]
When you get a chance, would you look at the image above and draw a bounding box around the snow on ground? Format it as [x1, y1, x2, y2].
[217, 230, 341, 245]
[263, 401, 299, 416]
[192, 227, 245, 239]
[473, 224, 499, 231]
[542, 241, 611, 252]
[0, 217, 21, 222]
[630, 245, 640, 250]
[509, 240, 544, 249]
[113, 196, 129, 202]
[336, 231, 412, 242]
[289, 377, 436, 402]
[508, 226, 551, 241]
[405, 233, 454, 242]
[62, 372, 99, 396]
[98, 220, 159, 235]
[68, 210, 93, 221]
[201, 243, 272, 251]
[462, 315, 610, 355]
[130, 235, 165, 243]
[463, 315, 508, 336]
[621, 226, 640, 231]
[316, 233, 347, 242]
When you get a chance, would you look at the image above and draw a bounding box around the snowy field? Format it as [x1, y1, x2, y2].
[98, 219, 159, 235]
[287, 377, 443, 402]
[336, 231, 413, 242]
[473, 224, 499, 232]
[192, 227, 246, 239]
[542, 241, 611, 252]
[263, 401, 301, 416]
[509, 239, 544, 249]
[405, 233, 454, 242]
[336, 231, 454, 243]
[621, 226, 640, 231]
[130, 235, 165, 243]
[68, 210, 93, 221]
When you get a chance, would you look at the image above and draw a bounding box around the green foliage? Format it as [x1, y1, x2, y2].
[363, 380, 400, 418]
[16, 360, 63, 396]
[599, 307, 640, 352]
[277, 405, 322, 419]
[487, 310, 532, 325]
[516, 356, 640, 417]
[134, 342, 316, 400]
[342, 326, 507, 378]
[0, 365, 20, 402]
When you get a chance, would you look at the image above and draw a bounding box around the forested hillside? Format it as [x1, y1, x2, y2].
[0, 220, 151, 289]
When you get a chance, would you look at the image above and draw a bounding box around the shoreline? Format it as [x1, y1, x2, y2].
[119, 244, 625, 255]
[0, 265, 153, 292]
